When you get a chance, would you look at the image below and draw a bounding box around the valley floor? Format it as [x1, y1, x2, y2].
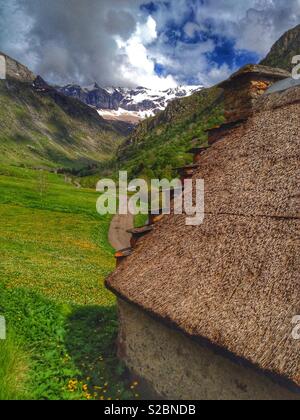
[0, 165, 139, 400]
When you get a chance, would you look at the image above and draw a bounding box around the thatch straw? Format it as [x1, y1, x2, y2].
[106, 86, 300, 389]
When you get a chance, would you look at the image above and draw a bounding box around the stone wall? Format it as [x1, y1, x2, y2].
[223, 75, 273, 123]
[118, 299, 300, 400]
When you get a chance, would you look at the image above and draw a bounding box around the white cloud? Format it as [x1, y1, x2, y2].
[192, 0, 300, 55]
[0, 0, 147, 86]
[0, 0, 299, 88]
[146, 0, 300, 85]
[136, 14, 157, 44]
[198, 63, 232, 86]
[116, 16, 177, 89]
[184, 22, 203, 38]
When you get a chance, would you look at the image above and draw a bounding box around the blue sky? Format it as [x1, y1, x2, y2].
[0, 0, 299, 88]
[142, 1, 260, 80]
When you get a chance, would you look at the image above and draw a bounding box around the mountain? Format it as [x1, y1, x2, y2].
[117, 24, 300, 181]
[1, 52, 36, 83]
[260, 24, 300, 71]
[0, 52, 126, 171]
[58, 84, 203, 124]
[117, 86, 224, 180]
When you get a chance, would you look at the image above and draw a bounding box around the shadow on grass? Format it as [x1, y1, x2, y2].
[65, 305, 135, 399]
[0, 285, 137, 400]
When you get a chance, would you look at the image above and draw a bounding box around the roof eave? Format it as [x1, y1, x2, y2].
[106, 276, 300, 395]
[219, 64, 291, 89]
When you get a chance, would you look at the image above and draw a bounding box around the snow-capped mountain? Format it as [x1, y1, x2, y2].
[58, 84, 203, 123]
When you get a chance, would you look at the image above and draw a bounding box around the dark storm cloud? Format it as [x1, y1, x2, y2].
[0, 0, 145, 86]
[104, 9, 137, 39]
[21, 0, 147, 85]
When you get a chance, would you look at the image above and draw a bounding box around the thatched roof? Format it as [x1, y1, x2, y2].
[219, 64, 290, 88]
[106, 86, 300, 390]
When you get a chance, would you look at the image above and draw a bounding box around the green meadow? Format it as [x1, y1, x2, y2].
[0, 165, 138, 400]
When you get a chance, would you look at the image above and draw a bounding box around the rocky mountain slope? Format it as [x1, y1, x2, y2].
[0, 52, 126, 171]
[260, 24, 300, 71]
[59, 84, 203, 123]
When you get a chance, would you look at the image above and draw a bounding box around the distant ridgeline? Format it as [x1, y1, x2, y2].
[0, 52, 126, 171]
[260, 24, 300, 71]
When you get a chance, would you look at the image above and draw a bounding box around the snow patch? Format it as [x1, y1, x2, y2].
[59, 83, 204, 123]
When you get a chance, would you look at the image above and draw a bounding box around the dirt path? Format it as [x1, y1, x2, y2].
[108, 211, 134, 251]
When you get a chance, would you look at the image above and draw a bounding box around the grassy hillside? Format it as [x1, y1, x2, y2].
[0, 165, 139, 400]
[117, 86, 224, 180]
[0, 78, 124, 171]
[0, 54, 139, 399]
[0, 52, 125, 171]
[260, 24, 300, 71]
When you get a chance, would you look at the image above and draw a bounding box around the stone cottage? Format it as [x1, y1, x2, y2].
[106, 79, 300, 400]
